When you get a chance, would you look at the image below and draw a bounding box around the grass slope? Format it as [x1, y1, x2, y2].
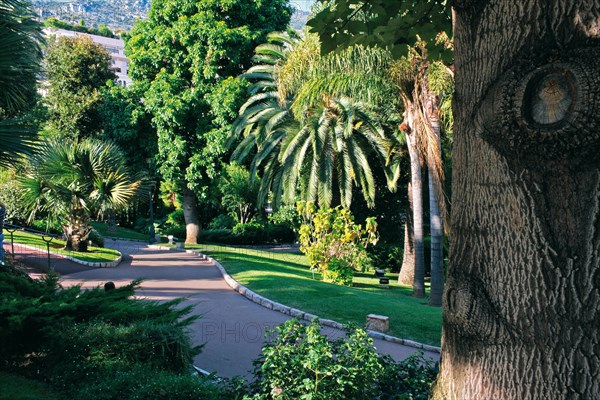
[189, 244, 442, 346]
[10, 231, 120, 263]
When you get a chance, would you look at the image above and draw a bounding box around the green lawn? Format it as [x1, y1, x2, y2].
[10, 231, 121, 263]
[186, 244, 442, 346]
[90, 221, 149, 241]
[0, 372, 61, 400]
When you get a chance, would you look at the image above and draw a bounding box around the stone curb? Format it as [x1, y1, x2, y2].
[14, 243, 122, 268]
[200, 253, 441, 354]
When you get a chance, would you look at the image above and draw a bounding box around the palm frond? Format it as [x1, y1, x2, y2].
[0, 118, 38, 167]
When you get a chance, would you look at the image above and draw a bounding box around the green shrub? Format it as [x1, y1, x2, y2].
[298, 204, 378, 286]
[29, 219, 62, 235]
[248, 319, 382, 400]
[163, 224, 186, 240]
[0, 272, 198, 374]
[46, 320, 199, 378]
[247, 319, 438, 400]
[208, 214, 236, 230]
[232, 221, 266, 244]
[264, 223, 295, 243]
[0, 267, 240, 399]
[56, 364, 228, 400]
[202, 228, 236, 244]
[88, 229, 105, 247]
[377, 353, 439, 400]
[367, 243, 403, 272]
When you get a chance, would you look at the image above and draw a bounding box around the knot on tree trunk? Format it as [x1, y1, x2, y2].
[444, 274, 511, 344]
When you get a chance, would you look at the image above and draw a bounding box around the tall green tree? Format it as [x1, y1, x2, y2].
[44, 35, 116, 140]
[100, 82, 157, 172]
[0, 0, 43, 166]
[231, 32, 400, 210]
[126, 0, 292, 244]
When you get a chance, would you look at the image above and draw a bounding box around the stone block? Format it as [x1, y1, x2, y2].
[366, 314, 389, 333]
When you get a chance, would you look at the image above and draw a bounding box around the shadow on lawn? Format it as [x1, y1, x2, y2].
[205, 250, 310, 272]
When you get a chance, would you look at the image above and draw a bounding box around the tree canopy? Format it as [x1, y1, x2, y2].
[126, 0, 292, 243]
[44, 35, 116, 139]
[307, 0, 451, 60]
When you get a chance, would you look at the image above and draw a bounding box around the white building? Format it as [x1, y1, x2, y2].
[43, 27, 132, 87]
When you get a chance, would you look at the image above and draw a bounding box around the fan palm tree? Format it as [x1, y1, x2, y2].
[0, 0, 43, 167]
[21, 139, 141, 252]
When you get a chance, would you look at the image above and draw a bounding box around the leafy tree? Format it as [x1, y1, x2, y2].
[100, 82, 157, 172]
[0, 0, 43, 166]
[126, 0, 292, 244]
[44, 35, 116, 140]
[21, 138, 141, 252]
[307, 0, 451, 60]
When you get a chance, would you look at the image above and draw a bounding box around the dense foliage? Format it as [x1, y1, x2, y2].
[247, 318, 438, 399]
[126, 0, 292, 243]
[20, 138, 141, 251]
[44, 35, 116, 139]
[307, 0, 451, 60]
[0, 0, 44, 167]
[298, 203, 378, 286]
[0, 264, 242, 399]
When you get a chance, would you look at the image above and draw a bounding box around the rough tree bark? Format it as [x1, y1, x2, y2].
[405, 108, 426, 298]
[182, 187, 200, 244]
[434, 1, 600, 398]
[425, 82, 444, 307]
[399, 184, 415, 285]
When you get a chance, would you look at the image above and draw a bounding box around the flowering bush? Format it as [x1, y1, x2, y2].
[297, 203, 378, 286]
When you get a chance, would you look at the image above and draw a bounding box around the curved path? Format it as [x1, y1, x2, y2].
[57, 240, 439, 378]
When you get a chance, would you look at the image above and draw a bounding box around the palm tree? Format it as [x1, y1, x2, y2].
[390, 42, 453, 302]
[231, 31, 399, 210]
[0, 0, 44, 167]
[21, 139, 141, 252]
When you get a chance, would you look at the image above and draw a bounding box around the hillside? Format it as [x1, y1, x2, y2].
[31, 0, 310, 32]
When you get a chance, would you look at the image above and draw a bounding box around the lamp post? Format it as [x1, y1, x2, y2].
[147, 158, 156, 244]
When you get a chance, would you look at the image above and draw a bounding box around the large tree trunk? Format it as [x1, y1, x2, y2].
[182, 187, 200, 244]
[398, 189, 415, 285]
[434, 2, 600, 398]
[404, 108, 425, 298]
[424, 83, 444, 307]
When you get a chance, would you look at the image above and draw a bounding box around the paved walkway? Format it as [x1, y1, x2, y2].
[25, 240, 439, 379]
